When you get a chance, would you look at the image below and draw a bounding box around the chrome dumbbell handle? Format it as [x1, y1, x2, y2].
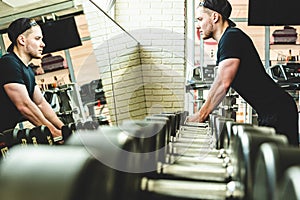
[157, 162, 234, 182]
[166, 154, 231, 167]
[171, 146, 220, 157]
[141, 177, 244, 200]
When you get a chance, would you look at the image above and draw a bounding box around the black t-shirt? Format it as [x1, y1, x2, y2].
[0, 52, 36, 132]
[217, 27, 294, 115]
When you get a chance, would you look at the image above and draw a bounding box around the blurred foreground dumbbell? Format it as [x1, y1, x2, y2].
[0, 145, 105, 200]
[253, 143, 300, 200]
[0, 125, 54, 158]
[65, 126, 143, 200]
[64, 117, 288, 200]
[279, 165, 300, 200]
[59, 120, 101, 143]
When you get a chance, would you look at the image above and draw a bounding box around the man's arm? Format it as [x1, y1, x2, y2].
[188, 58, 240, 122]
[4, 83, 63, 138]
[32, 85, 64, 129]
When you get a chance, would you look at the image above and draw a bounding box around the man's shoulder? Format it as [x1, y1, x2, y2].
[223, 27, 249, 42]
[225, 27, 244, 35]
[1, 52, 17, 59]
[0, 53, 20, 65]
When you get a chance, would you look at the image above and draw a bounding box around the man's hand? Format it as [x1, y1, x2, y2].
[186, 112, 201, 123]
[49, 126, 62, 139]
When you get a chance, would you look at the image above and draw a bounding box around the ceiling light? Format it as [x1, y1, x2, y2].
[2, 0, 42, 8]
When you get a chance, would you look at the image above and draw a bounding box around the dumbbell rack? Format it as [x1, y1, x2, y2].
[1, 111, 299, 200]
[43, 84, 85, 124]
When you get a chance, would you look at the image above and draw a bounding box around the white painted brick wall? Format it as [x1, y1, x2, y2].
[82, 0, 185, 124]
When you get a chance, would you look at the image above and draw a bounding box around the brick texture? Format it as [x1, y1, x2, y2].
[83, 0, 185, 124]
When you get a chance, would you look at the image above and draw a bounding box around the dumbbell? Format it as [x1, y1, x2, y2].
[12, 128, 28, 145]
[65, 126, 143, 200]
[142, 113, 225, 166]
[142, 125, 288, 200]
[121, 117, 222, 172]
[56, 87, 73, 113]
[157, 124, 277, 180]
[61, 122, 77, 142]
[64, 119, 281, 200]
[253, 143, 300, 200]
[66, 126, 222, 199]
[160, 113, 209, 150]
[119, 119, 167, 175]
[279, 165, 300, 200]
[144, 115, 179, 165]
[144, 115, 273, 180]
[229, 126, 287, 199]
[25, 125, 54, 145]
[161, 111, 185, 131]
[83, 120, 100, 130]
[153, 113, 178, 138]
[167, 116, 236, 163]
[59, 120, 101, 143]
[0, 144, 105, 200]
[169, 114, 227, 156]
[74, 120, 101, 130]
[170, 116, 233, 160]
[0, 131, 14, 158]
[0, 126, 48, 157]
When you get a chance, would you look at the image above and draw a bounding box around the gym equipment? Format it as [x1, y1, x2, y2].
[65, 126, 142, 200]
[43, 90, 60, 113]
[12, 128, 28, 145]
[61, 122, 77, 142]
[153, 113, 178, 137]
[60, 120, 101, 143]
[253, 143, 300, 200]
[0, 128, 28, 158]
[82, 120, 100, 130]
[119, 119, 167, 169]
[0, 145, 105, 200]
[168, 116, 237, 161]
[142, 125, 288, 200]
[279, 165, 300, 200]
[43, 86, 76, 124]
[0, 109, 292, 200]
[0, 132, 13, 158]
[157, 124, 283, 181]
[25, 125, 54, 145]
[230, 126, 287, 199]
[62, 113, 285, 200]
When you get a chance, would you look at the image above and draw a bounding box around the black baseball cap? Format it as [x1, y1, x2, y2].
[7, 18, 38, 52]
[199, 0, 236, 27]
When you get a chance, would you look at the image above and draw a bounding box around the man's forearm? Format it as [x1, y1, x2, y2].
[199, 79, 229, 120]
[19, 100, 58, 129]
[38, 100, 64, 129]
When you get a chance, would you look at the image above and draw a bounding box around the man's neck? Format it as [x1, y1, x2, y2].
[214, 22, 230, 42]
[13, 49, 31, 66]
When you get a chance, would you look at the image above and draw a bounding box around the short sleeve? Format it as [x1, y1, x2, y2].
[218, 30, 244, 63]
[0, 56, 24, 85]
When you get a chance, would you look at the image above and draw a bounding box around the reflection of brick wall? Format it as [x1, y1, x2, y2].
[103, 47, 147, 123]
[83, 0, 185, 125]
[140, 47, 185, 115]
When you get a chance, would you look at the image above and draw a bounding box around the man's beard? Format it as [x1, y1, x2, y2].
[202, 31, 213, 40]
[30, 53, 42, 59]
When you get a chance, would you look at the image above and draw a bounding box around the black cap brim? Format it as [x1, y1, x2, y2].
[7, 43, 14, 53]
[228, 19, 236, 27]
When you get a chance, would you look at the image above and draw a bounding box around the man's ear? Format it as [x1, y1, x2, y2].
[17, 34, 26, 46]
[211, 12, 221, 24]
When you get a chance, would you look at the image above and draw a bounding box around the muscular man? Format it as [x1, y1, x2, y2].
[0, 18, 64, 138]
[188, 0, 299, 146]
